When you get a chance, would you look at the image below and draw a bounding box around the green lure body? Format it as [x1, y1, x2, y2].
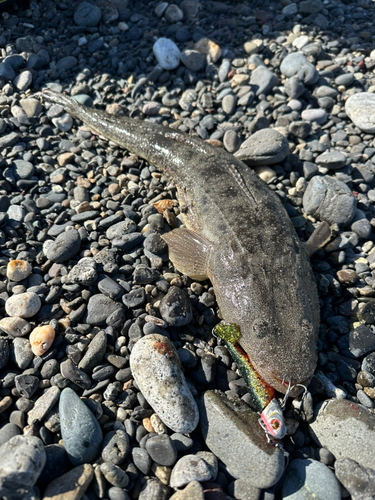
[214, 323, 274, 413]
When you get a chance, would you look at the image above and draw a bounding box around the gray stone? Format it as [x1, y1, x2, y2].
[301, 109, 327, 124]
[199, 391, 284, 488]
[335, 73, 354, 87]
[86, 294, 122, 326]
[130, 334, 199, 434]
[303, 176, 356, 227]
[282, 458, 341, 500]
[100, 462, 129, 488]
[234, 128, 289, 166]
[11, 338, 33, 369]
[59, 387, 103, 466]
[78, 330, 107, 371]
[0, 338, 9, 370]
[280, 53, 319, 85]
[284, 77, 305, 99]
[299, 0, 323, 14]
[345, 93, 375, 134]
[159, 286, 193, 326]
[180, 50, 205, 72]
[145, 434, 177, 467]
[223, 129, 241, 153]
[309, 399, 375, 470]
[315, 151, 346, 170]
[249, 66, 279, 96]
[6, 292, 41, 319]
[0, 424, 20, 448]
[153, 38, 181, 70]
[106, 219, 136, 239]
[27, 386, 60, 425]
[45, 230, 81, 263]
[0, 436, 46, 499]
[335, 457, 375, 500]
[169, 454, 213, 488]
[102, 429, 130, 465]
[74, 1, 101, 26]
[132, 447, 152, 475]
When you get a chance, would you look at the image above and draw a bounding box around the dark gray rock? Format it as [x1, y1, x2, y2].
[199, 391, 284, 488]
[145, 434, 177, 467]
[86, 294, 122, 325]
[249, 66, 279, 96]
[159, 286, 193, 326]
[101, 429, 130, 465]
[45, 230, 81, 263]
[78, 330, 107, 372]
[59, 387, 103, 466]
[74, 1, 101, 26]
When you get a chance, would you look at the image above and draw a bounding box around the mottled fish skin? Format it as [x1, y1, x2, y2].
[41, 89, 319, 394]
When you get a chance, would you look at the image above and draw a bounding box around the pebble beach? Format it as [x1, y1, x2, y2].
[1, 0, 375, 499]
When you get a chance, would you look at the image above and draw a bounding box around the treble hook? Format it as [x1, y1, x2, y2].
[280, 375, 308, 409]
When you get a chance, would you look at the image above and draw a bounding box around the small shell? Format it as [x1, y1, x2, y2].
[29, 325, 55, 356]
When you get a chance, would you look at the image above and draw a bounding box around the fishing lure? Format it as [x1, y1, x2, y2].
[214, 322, 286, 440]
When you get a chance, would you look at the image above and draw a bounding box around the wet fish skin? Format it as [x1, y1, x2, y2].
[41, 89, 320, 394]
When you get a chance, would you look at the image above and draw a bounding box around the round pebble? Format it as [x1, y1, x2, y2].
[29, 325, 55, 356]
[5, 292, 41, 319]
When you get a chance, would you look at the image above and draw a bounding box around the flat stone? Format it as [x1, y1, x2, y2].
[249, 66, 279, 96]
[27, 386, 61, 425]
[234, 128, 289, 166]
[170, 454, 213, 488]
[86, 294, 122, 326]
[43, 464, 94, 500]
[78, 330, 107, 372]
[0, 435, 46, 499]
[303, 176, 356, 227]
[282, 458, 341, 500]
[45, 230, 81, 263]
[315, 151, 346, 170]
[199, 391, 284, 488]
[309, 398, 375, 470]
[59, 387, 103, 466]
[345, 92, 375, 133]
[130, 334, 199, 434]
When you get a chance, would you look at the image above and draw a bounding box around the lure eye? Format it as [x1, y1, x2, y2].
[271, 419, 280, 430]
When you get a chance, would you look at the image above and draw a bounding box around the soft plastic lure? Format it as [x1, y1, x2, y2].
[214, 322, 286, 440]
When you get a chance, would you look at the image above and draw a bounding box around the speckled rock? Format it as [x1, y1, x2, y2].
[282, 458, 341, 500]
[5, 292, 41, 318]
[345, 92, 375, 133]
[130, 334, 199, 433]
[234, 128, 289, 166]
[7, 260, 32, 281]
[199, 391, 284, 488]
[0, 435, 46, 499]
[0, 317, 31, 337]
[170, 454, 213, 488]
[335, 457, 375, 500]
[303, 175, 356, 227]
[309, 399, 375, 470]
[153, 38, 181, 70]
[59, 387, 103, 466]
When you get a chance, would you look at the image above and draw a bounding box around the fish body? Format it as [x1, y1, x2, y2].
[41, 90, 321, 394]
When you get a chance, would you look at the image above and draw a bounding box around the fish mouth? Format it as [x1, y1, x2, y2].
[253, 363, 309, 397]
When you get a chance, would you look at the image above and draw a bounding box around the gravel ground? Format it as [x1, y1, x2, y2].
[1, 0, 375, 499]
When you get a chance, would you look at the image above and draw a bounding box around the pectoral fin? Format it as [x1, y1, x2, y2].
[162, 228, 212, 280]
[306, 221, 331, 256]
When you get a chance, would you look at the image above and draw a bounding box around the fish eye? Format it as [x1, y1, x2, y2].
[271, 419, 280, 430]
